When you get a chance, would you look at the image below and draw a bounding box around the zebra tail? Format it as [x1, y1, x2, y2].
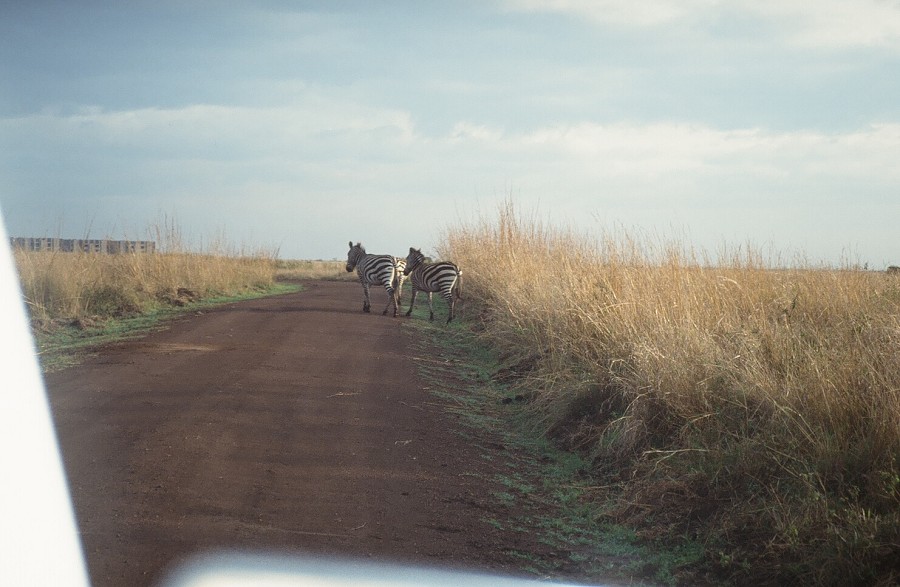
[455, 269, 463, 300]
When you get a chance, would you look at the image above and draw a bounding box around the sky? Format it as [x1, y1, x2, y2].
[1, 0, 898, 266]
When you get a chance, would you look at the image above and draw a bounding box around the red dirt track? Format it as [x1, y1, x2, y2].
[45, 281, 587, 586]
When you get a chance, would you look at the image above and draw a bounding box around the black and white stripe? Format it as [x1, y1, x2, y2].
[402, 247, 462, 323]
[392, 257, 408, 300]
[346, 241, 399, 316]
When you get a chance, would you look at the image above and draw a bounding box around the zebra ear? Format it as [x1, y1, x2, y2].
[409, 247, 415, 254]
[349, 241, 353, 248]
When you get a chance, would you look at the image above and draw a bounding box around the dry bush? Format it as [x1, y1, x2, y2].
[441, 201, 900, 585]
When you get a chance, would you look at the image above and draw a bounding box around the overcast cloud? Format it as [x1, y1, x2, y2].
[1, 1, 898, 265]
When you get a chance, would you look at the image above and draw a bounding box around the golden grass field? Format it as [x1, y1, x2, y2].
[274, 258, 354, 282]
[13, 221, 282, 324]
[440, 202, 899, 585]
[15, 248, 278, 324]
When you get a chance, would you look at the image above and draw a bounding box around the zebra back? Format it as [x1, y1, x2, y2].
[403, 247, 462, 323]
[404, 248, 460, 298]
[347, 242, 397, 290]
[347, 241, 400, 316]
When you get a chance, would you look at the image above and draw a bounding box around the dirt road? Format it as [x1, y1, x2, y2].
[45, 281, 580, 587]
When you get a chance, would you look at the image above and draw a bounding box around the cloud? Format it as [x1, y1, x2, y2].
[3, 99, 898, 260]
[745, 0, 900, 49]
[501, 0, 713, 27]
[442, 120, 900, 190]
[502, 0, 900, 49]
[3, 96, 416, 163]
[4, 102, 898, 203]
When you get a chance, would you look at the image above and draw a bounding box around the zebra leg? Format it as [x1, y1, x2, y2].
[362, 282, 371, 313]
[382, 285, 398, 316]
[447, 274, 461, 323]
[427, 292, 435, 321]
[405, 288, 417, 317]
[444, 290, 455, 323]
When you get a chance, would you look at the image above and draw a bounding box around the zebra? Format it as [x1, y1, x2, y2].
[345, 241, 400, 317]
[402, 247, 463, 323]
[393, 256, 408, 300]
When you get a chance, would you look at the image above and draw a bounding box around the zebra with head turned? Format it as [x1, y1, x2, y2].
[402, 247, 463, 323]
[345, 241, 400, 317]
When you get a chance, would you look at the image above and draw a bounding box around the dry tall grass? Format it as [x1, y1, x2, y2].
[441, 202, 899, 585]
[15, 223, 278, 325]
[275, 259, 354, 281]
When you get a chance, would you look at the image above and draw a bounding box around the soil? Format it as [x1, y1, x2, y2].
[44, 281, 621, 587]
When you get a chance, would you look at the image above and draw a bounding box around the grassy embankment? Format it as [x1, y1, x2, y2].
[439, 203, 899, 586]
[14, 227, 301, 371]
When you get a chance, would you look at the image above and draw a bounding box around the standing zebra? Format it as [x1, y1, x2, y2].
[345, 241, 400, 317]
[402, 247, 462, 323]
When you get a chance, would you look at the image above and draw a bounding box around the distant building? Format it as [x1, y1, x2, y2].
[10, 237, 156, 254]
